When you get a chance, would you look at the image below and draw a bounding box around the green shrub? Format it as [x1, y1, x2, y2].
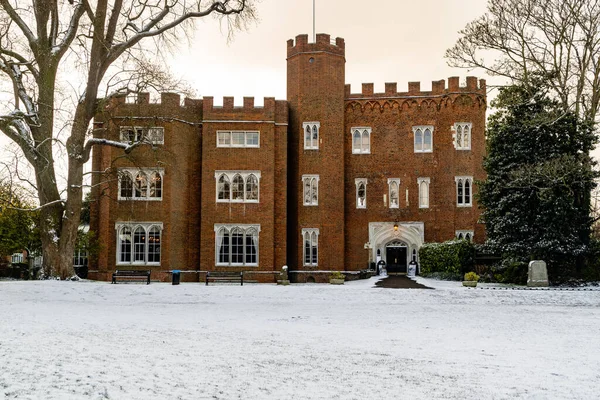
[330, 271, 344, 280]
[464, 272, 480, 281]
[419, 240, 474, 280]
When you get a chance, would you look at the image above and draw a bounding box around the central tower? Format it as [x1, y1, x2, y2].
[286, 33, 346, 274]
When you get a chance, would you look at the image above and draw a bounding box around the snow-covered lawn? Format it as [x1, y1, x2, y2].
[1, 277, 600, 400]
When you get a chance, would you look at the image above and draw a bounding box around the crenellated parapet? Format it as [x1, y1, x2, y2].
[344, 77, 486, 113]
[202, 97, 288, 124]
[287, 33, 345, 59]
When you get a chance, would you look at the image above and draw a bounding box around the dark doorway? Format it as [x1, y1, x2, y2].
[386, 245, 407, 273]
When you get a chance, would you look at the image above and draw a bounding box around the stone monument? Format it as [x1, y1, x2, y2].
[277, 265, 290, 286]
[527, 260, 549, 287]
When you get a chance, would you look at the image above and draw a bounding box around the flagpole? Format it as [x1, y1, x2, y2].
[313, 0, 315, 42]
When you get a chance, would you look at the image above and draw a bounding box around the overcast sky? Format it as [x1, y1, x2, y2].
[1, 0, 502, 191]
[169, 0, 490, 105]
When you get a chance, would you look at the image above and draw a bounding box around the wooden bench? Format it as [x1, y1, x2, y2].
[206, 271, 244, 286]
[112, 270, 151, 284]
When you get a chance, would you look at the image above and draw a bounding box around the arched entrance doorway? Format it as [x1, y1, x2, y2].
[368, 222, 425, 275]
[385, 240, 408, 273]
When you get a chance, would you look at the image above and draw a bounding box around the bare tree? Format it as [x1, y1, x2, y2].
[446, 0, 600, 122]
[0, 0, 257, 279]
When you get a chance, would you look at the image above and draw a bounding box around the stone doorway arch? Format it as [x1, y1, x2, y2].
[368, 222, 424, 274]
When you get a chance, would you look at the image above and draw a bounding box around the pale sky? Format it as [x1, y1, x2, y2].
[169, 0, 490, 105]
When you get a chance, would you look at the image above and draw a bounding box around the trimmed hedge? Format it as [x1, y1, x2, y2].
[419, 240, 475, 279]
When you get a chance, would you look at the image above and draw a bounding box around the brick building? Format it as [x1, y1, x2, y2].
[89, 33, 486, 283]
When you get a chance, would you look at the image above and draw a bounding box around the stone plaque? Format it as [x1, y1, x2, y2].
[527, 260, 549, 287]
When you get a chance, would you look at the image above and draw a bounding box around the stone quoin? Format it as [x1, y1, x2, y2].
[89, 33, 486, 283]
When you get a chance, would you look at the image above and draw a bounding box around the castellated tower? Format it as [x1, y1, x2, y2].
[287, 34, 346, 272]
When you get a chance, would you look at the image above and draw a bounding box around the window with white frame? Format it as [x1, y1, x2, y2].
[454, 122, 472, 150]
[116, 222, 162, 265]
[73, 249, 88, 268]
[303, 122, 320, 150]
[302, 228, 319, 266]
[456, 230, 474, 241]
[215, 171, 260, 202]
[217, 131, 260, 148]
[413, 126, 433, 153]
[417, 177, 430, 208]
[120, 126, 164, 145]
[302, 175, 319, 206]
[351, 127, 371, 154]
[355, 178, 367, 208]
[455, 176, 473, 207]
[215, 224, 260, 266]
[118, 168, 163, 201]
[388, 178, 400, 208]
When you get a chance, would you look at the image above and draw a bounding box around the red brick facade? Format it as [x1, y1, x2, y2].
[89, 33, 486, 283]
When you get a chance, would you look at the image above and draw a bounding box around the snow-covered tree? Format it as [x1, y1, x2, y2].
[479, 82, 598, 281]
[446, 0, 600, 122]
[0, 0, 256, 279]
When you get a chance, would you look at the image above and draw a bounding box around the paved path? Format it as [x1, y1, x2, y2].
[374, 274, 433, 289]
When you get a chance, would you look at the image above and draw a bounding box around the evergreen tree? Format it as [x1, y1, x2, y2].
[479, 83, 598, 282]
[0, 183, 40, 263]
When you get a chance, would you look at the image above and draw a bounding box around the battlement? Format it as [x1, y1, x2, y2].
[345, 77, 486, 99]
[110, 92, 204, 109]
[287, 33, 345, 58]
[202, 96, 288, 123]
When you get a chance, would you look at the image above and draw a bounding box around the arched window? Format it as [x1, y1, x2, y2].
[231, 228, 244, 264]
[455, 176, 473, 207]
[303, 122, 320, 149]
[465, 233, 472, 241]
[302, 229, 319, 266]
[418, 178, 430, 208]
[149, 172, 162, 199]
[311, 232, 318, 265]
[134, 173, 147, 198]
[458, 233, 464, 240]
[215, 225, 260, 267]
[218, 174, 230, 200]
[423, 128, 432, 151]
[120, 173, 133, 198]
[245, 174, 259, 201]
[116, 223, 163, 265]
[133, 226, 146, 262]
[148, 226, 161, 262]
[217, 227, 230, 264]
[303, 175, 319, 206]
[388, 179, 400, 208]
[119, 226, 132, 263]
[245, 229, 258, 265]
[412, 249, 417, 262]
[353, 130, 361, 153]
[216, 171, 261, 203]
[232, 175, 244, 201]
[414, 128, 423, 151]
[362, 130, 370, 153]
[356, 179, 367, 208]
[414, 126, 434, 153]
[454, 122, 472, 150]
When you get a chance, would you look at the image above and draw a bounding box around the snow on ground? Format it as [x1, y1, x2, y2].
[1, 277, 600, 400]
